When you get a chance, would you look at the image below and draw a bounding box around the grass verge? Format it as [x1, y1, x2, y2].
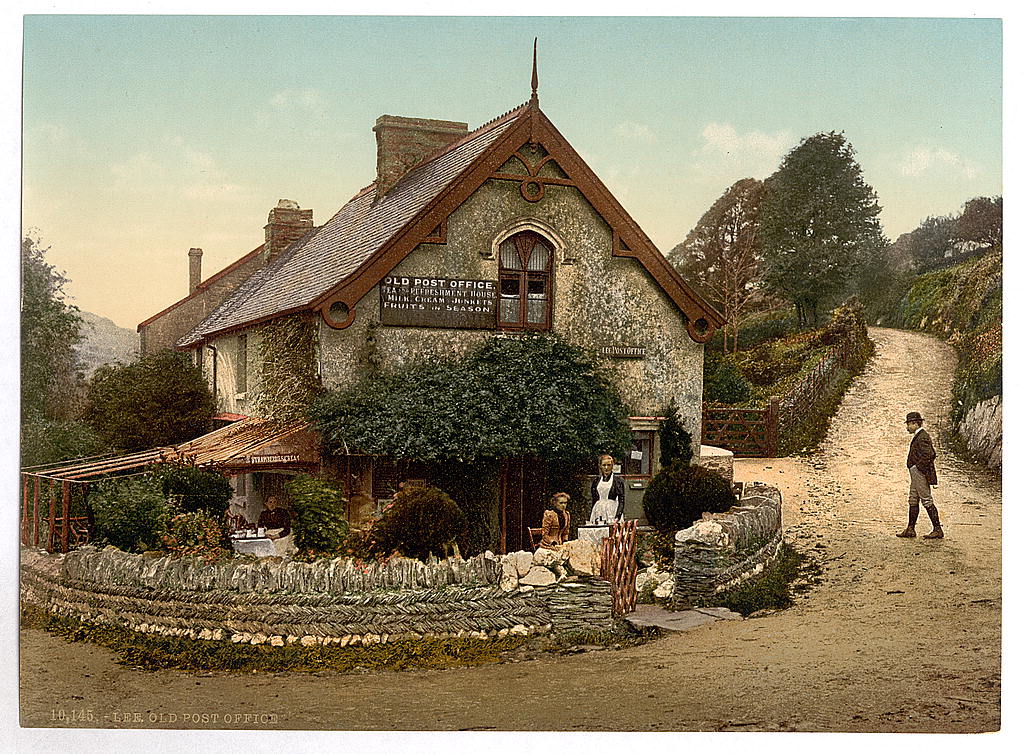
[695, 542, 822, 616]
[20, 602, 531, 674]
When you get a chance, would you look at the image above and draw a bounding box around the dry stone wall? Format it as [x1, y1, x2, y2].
[20, 542, 617, 646]
[672, 483, 783, 607]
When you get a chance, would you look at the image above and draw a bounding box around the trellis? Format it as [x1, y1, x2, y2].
[599, 519, 638, 616]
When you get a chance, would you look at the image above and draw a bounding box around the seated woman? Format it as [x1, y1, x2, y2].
[538, 492, 571, 550]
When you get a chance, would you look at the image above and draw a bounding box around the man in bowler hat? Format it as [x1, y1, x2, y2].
[897, 411, 943, 539]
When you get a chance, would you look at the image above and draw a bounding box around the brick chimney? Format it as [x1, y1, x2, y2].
[373, 115, 469, 196]
[188, 247, 203, 293]
[264, 199, 314, 264]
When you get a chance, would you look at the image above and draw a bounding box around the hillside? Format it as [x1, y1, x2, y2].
[75, 310, 139, 376]
[880, 249, 1001, 467]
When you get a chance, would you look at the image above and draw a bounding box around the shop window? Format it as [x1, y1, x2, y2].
[622, 431, 655, 477]
[498, 230, 553, 330]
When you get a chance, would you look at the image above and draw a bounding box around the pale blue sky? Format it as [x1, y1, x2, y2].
[21, 15, 1002, 328]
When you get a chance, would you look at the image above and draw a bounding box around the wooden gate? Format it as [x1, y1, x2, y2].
[600, 519, 638, 616]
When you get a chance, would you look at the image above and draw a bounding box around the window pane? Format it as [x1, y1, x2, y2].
[526, 296, 547, 324]
[527, 242, 550, 271]
[499, 239, 523, 270]
[500, 297, 521, 323]
[501, 278, 521, 296]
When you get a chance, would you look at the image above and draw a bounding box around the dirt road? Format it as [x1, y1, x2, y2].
[20, 328, 1001, 733]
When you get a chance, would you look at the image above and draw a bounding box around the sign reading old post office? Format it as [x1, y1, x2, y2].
[380, 276, 498, 329]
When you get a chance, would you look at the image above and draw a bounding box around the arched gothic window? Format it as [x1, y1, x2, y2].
[498, 230, 553, 330]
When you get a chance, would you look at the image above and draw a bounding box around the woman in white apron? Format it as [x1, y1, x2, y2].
[588, 454, 625, 523]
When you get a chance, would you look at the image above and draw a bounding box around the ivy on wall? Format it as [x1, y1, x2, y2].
[251, 316, 321, 423]
[312, 334, 633, 464]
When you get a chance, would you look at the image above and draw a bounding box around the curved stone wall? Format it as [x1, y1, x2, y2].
[672, 483, 784, 606]
[20, 546, 616, 646]
[958, 395, 1002, 469]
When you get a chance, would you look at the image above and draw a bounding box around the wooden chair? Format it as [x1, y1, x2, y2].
[527, 527, 543, 551]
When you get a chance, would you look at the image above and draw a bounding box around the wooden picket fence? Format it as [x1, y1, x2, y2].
[599, 519, 638, 616]
[703, 336, 869, 458]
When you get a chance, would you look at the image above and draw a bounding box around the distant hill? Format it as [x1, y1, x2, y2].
[75, 310, 139, 377]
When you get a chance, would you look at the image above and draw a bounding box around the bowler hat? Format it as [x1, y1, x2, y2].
[905, 411, 923, 423]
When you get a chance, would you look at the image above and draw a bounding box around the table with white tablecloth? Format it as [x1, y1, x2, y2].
[576, 525, 610, 545]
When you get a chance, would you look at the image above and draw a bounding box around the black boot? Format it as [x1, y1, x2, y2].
[897, 504, 919, 538]
[923, 504, 944, 539]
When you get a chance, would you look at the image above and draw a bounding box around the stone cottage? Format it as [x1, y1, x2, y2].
[139, 81, 724, 552]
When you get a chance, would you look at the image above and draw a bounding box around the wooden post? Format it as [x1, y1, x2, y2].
[33, 476, 40, 547]
[767, 397, 781, 458]
[21, 474, 29, 545]
[48, 479, 57, 552]
[61, 480, 71, 552]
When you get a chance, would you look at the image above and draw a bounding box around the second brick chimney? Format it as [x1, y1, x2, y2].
[264, 199, 314, 264]
[373, 115, 469, 196]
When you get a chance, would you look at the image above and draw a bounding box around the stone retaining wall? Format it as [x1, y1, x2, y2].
[672, 483, 783, 607]
[958, 394, 1002, 469]
[20, 546, 616, 646]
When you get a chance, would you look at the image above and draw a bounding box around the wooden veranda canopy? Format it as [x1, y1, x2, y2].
[20, 417, 321, 553]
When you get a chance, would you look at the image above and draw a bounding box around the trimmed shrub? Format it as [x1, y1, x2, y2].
[703, 354, 752, 405]
[372, 486, 467, 561]
[161, 510, 226, 562]
[287, 475, 349, 555]
[90, 475, 169, 552]
[156, 466, 232, 519]
[432, 459, 501, 557]
[642, 464, 736, 532]
[658, 399, 695, 466]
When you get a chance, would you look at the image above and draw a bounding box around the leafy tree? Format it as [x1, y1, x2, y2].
[21, 235, 83, 419]
[952, 196, 1002, 251]
[20, 234, 103, 466]
[891, 215, 955, 272]
[760, 132, 886, 325]
[85, 350, 215, 451]
[671, 178, 766, 351]
[312, 334, 633, 464]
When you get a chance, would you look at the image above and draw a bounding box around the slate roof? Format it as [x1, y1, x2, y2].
[178, 108, 523, 347]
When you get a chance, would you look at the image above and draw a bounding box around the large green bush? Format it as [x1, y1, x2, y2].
[156, 466, 232, 519]
[372, 486, 467, 561]
[642, 464, 736, 532]
[160, 510, 226, 562]
[90, 475, 169, 552]
[737, 343, 804, 387]
[286, 475, 349, 555]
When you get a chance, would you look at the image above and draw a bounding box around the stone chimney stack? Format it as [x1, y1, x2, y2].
[264, 199, 314, 264]
[373, 115, 469, 196]
[188, 247, 203, 293]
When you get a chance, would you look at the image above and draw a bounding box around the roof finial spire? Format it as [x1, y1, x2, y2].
[530, 37, 539, 107]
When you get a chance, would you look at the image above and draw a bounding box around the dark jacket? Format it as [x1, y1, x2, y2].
[907, 429, 938, 486]
[590, 474, 626, 520]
